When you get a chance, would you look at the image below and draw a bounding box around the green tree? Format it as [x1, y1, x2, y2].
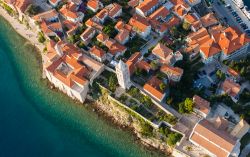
[159, 83, 166, 91]
[38, 32, 46, 43]
[140, 122, 154, 137]
[108, 74, 117, 92]
[135, 68, 142, 76]
[178, 98, 194, 114]
[216, 70, 226, 81]
[150, 60, 158, 70]
[25, 4, 40, 16]
[184, 98, 194, 113]
[167, 133, 182, 146]
[159, 127, 171, 137]
[240, 67, 246, 76]
[182, 21, 191, 31]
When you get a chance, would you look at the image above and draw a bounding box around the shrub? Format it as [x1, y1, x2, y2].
[140, 122, 154, 137]
[167, 133, 182, 146]
[38, 32, 46, 43]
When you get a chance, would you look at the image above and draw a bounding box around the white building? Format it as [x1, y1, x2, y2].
[115, 60, 131, 89]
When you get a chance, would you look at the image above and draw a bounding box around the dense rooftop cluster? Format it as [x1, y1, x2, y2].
[2, 0, 250, 156]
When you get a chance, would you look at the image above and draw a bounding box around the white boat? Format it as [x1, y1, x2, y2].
[242, 6, 250, 20]
[232, 0, 245, 8]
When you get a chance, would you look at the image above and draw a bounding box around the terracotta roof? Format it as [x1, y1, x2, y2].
[200, 13, 218, 28]
[170, 0, 186, 5]
[136, 60, 151, 72]
[165, 16, 181, 30]
[85, 18, 104, 31]
[87, 0, 101, 10]
[187, 27, 209, 41]
[45, 40, 58, 62]
[221, 79, 241, 97]
[96, 8, 108, 20]
[160, 65, 183, 77]
[7, 0, 31, 12]
[193, 95, 210, 115]
[115, 29, 130, 43]
[148, 6, 171, 33]
[129, 14, 150, 32]
[105, 39, 127, 55]
[33, 9, 58, 22]
[46, 54, 89, 88]
[126, 52, 141, 74]
[80, 27, 96, 41]
[115, 20, 133, 32]
[184, 13, 198, 24]
[218, 27, 250, 55]
[89, 46, 105, 58]
[149, 6, 170, 21]
[96, 32, 109, 43]
[107, 3, 122, 18]
[143, 76, 165, 101]
[152, 43, 173, 59]
[227, 68, 239, 77]
[191, 20, 202, 31]
[136, 0, 159, 15]
[200, 38, 221, 58]
[40, 20, 62, 35]
[173, 4, 188, 17]
[49, 0, 59, 5]
[59, 2, 80, 19]
[128, 0, 139, 8]
[190, 119, 237, 157]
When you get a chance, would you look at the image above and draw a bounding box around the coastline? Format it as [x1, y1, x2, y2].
[0, 7, 44, 52]
[47, 80, 172, 156]
[0, 8, 171, 157]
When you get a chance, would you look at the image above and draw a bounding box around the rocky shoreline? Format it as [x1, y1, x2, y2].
[87, 96, 172, 156]
[0, 5, 172, 156]
[47, 80, 172, 156]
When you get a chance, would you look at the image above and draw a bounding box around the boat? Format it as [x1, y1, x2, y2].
[242, 6, 250, 20]
[232, 0, 245, 9]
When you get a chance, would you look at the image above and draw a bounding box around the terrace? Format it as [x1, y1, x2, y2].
[57, 62, 73, 75]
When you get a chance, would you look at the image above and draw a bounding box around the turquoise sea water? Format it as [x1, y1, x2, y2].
[0, 16, 162, 157]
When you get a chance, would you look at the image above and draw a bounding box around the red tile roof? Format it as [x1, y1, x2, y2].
[136, 0, 159, 15]
[200, 38, 221, 58]
[221, 79, 241, 97]
[129, 14, 150, 32]
[89, 46, 105, 58]
[193, 95, 210, 116]
[190, 119, 237, 157]
[218, 27, 250, 55]
[143, 76, 165, 101]
[152, 43, 173, 59]
[160, 65, 183, 78]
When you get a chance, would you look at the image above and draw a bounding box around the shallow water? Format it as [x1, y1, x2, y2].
[0, 16, 162, 157]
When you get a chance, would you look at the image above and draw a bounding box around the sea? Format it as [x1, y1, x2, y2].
[0, 16, 162, 157]
[244, 0, 250, 8]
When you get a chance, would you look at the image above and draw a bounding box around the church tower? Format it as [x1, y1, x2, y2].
[115, 60, 131, 89]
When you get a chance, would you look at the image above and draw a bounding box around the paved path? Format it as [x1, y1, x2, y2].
[240, 143, 250, 157]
